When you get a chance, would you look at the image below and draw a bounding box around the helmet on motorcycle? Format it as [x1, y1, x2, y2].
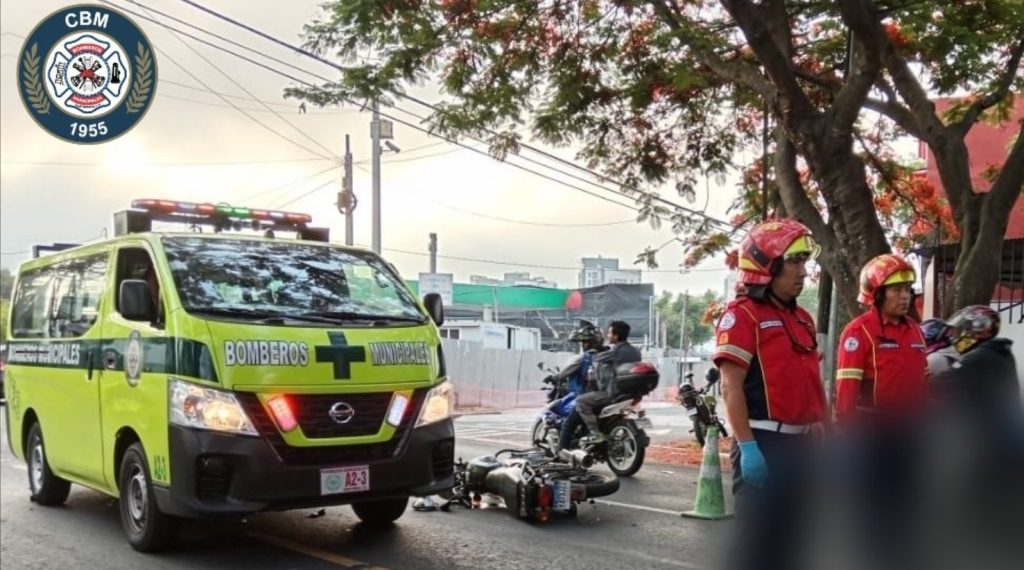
[858, 254, 916, 306]
[737, 219, 818, 286]
[568, 320, 602, 349]
[920, 318, 952, 353]
[946, 305, 1000, 355]
[466, 455, 502, 491]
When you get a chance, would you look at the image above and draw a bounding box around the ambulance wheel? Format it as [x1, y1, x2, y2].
[26, 423, 71, 506]
[119, 443, 179, 552]
[352, 497, 408, 527]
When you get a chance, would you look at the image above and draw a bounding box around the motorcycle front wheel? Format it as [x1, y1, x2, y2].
[531, 418, 559, 449]
[605, 419, 645, 477]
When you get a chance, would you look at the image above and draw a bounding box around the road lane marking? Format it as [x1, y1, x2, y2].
[246, 530, 387, 569]
[594, 498, 684, 517]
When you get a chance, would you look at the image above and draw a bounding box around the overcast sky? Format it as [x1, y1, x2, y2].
[1, 0, 744, 296]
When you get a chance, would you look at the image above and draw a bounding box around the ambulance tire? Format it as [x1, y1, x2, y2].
[26, 423, 71, 506]
[118, 443, 180, 552]
[352, 497, 408, 527]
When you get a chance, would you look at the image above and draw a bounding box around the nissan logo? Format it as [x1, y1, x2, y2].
[328, 402, 356, 424]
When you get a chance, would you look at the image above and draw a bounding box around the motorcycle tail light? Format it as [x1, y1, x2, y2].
[535, 483, 552, 523]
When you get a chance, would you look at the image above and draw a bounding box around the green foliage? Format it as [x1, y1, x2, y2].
[653, 289, 721, 349]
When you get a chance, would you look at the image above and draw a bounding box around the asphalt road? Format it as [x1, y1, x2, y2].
[0, 406, 731, 570]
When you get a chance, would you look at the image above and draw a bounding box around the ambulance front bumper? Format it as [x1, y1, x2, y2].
[154, 420, 455, 518]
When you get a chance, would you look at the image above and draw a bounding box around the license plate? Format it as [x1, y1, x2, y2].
[636, 417, 653, 430]
[320, 465, 370, 495]
[553, 479, 572, 511]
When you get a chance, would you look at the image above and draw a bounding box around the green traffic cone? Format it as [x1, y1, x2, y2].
[681, 425, 733, 520]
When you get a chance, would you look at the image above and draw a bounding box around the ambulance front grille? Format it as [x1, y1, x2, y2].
[290, 392, 393, 438]
[236, 390, 425, 467]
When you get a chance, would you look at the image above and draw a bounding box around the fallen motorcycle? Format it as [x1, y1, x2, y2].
[441, 448, 619, 521]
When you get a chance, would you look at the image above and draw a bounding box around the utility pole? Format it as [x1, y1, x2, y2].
[428, 233, 438, 273]
[370, 100, 382, 254]
[681, 290, 689, 361]
[342, 135, 354, 246]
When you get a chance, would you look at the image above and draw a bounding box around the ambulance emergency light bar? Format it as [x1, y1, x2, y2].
[114, 199, 329, 242]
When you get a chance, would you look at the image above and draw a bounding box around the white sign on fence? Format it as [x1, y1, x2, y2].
[419, 272, 454, 305]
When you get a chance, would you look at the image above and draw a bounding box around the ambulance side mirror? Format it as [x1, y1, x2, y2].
[423, 293, 444, 327]
[120, 279, 154, 322]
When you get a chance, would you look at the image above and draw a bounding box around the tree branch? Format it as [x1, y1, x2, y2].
[983, 120, 1024, 218]
[837, 0, 946, 144]
[774, 127, 830, 243]
[863, 97, 923, 139]
[953, 37, 1024, 134]
[827, 1, 884, 143]
[719, 0, 817, 119]
[649, 0, 773, 99]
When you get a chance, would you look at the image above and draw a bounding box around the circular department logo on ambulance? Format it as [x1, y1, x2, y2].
[125, 330, 144, 386]
[18, 5, 156, 144]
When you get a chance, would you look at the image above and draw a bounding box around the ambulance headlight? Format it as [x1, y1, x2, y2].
[416, 381, 453, 428]
[169, 379, 257, 436]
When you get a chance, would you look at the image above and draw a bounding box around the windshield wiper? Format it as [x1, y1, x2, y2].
[298, 310, 427, 324]
[186, 307, 287, 323]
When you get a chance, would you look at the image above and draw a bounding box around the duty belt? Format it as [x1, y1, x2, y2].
[749, 419, 813, 435]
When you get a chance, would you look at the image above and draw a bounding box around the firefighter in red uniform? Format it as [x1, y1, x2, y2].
[714, 219, 827, 570]
[834, 253, 929, 570]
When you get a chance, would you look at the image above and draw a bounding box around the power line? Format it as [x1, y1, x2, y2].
[420, 199, 638, 227]
[273, 180, 335, 210]
[121, 1, 338, 160]
[99, 2, 640, 214]
[96, 1, 333, 161]
[160, 79, 356, 114]
[0, 157, 332, 167]
[175, 0, 730, 229]
[382, 246, 728, 274]
[239, 164, 341, 204]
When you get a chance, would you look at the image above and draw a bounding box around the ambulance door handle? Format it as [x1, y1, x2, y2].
[86, 351, 94, 381]
[104, 349, 118, 370]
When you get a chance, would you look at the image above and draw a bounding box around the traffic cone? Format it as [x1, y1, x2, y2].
[681, 425, 733, 520]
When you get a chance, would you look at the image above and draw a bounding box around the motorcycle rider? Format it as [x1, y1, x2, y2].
[834, 254, 930, 570]
[544, 321, 605, 402]
[713, 218, 826, 570]
[573, 320, 642, 444]
[936, 305, 1022, 566]
[921, 317, 960, 380]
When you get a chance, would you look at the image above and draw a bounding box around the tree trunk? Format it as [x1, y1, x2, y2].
[816, 271, 833, 332]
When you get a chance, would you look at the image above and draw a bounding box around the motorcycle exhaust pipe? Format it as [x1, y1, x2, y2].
[557, 449, 594, 469]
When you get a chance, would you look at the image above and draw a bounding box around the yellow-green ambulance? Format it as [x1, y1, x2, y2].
[3, 199, 454, 551]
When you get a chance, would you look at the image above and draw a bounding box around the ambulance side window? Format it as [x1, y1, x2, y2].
[115, 247, 161, 321]
[11, 266, 57, 339]
[50, 254, 108, 338]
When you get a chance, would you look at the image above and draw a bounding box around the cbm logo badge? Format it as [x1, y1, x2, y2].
[18, 5, 156, 144]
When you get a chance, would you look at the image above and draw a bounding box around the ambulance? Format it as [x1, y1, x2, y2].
[2, 200, 454, 551]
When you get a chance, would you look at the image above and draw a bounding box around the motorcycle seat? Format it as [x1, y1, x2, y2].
[612, 393, 640, 404]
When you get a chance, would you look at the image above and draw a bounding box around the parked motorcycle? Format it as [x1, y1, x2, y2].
[442, 447, 619, 521]
[531, 361, 658, 477]
[676, 372, 729, 447]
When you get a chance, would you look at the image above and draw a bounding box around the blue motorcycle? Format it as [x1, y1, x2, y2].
[531, 359, 656, 477]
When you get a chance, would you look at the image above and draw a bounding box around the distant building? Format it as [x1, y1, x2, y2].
[578, 256, 642, 288]
[469, 272, 557, 288]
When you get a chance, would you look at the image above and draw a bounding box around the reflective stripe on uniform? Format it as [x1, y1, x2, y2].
[836, 368, 864, 380]
[717, 344, 753, 364]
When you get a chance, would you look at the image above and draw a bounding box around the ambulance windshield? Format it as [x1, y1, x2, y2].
[162, 237, 426, 323]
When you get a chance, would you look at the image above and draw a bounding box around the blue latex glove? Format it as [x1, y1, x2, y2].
[738, 439, 769, 487]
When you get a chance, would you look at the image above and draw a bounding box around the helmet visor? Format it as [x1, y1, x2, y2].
[883, 269, 916, 286]
[783, 235, 820, 262]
